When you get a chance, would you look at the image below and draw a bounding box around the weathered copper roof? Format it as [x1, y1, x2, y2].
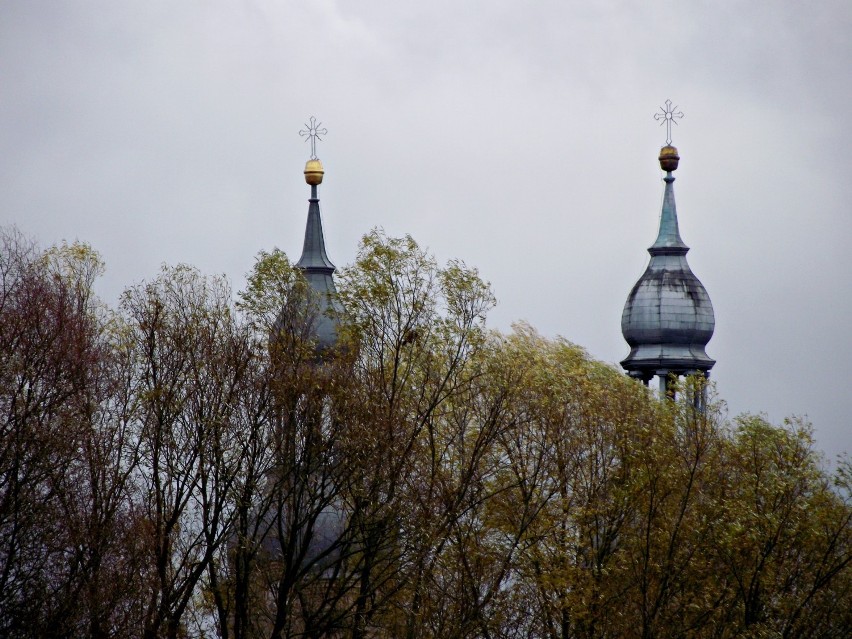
[621, 162, 715, 379]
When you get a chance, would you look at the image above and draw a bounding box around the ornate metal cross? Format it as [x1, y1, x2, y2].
[299, 116, 328, 160]
[654, 99, 683, 145]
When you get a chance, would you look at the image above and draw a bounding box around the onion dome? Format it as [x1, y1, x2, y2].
[294, 157, 343, 354]
[620, 145, 715, 382]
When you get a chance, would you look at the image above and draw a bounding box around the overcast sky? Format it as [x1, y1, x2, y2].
[2, 1, 850, 458]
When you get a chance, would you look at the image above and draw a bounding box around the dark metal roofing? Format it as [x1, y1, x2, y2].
[621, 173, 715, 378]
[295, 186, 342, 353]
[296, 188, 336, 272]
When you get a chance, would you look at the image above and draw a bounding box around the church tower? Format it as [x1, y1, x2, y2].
[620, 102, 715, 397]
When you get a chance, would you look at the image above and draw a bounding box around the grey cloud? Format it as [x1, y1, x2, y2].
[1, 1, 849, 457]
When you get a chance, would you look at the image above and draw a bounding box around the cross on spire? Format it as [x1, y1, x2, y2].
[299, 116, 328, 160]
[654, 99, 683, 145]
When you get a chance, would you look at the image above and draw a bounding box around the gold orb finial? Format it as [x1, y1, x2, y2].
[659, 145, 680, 172]
[304, 158, 324, 185]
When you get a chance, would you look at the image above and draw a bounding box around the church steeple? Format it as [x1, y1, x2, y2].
[293, 117, 341, 354]
[621, 103, 715, 398]
[297, 160, 335, 272]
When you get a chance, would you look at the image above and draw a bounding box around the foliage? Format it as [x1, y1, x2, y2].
[1, 225, 849, 638]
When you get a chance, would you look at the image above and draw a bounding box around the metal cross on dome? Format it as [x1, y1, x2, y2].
[654, 99, 683, 145]
[299, 116, 328, 160]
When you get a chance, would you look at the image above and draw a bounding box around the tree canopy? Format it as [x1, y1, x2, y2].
[1, 226, 849, 638]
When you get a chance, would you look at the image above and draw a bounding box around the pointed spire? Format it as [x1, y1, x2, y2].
[649, 159, 688, 256]
[296, 184, 335, 272]
[292, 118, 341, 354]
[296, 125, 335, 273]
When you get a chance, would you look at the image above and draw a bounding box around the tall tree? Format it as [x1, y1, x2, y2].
[120, 265, 257, 639]
[0, 230, 143, 637]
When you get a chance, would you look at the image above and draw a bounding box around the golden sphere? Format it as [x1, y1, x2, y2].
[304, 159, 324, 185]
[658, 145, 680, 172]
